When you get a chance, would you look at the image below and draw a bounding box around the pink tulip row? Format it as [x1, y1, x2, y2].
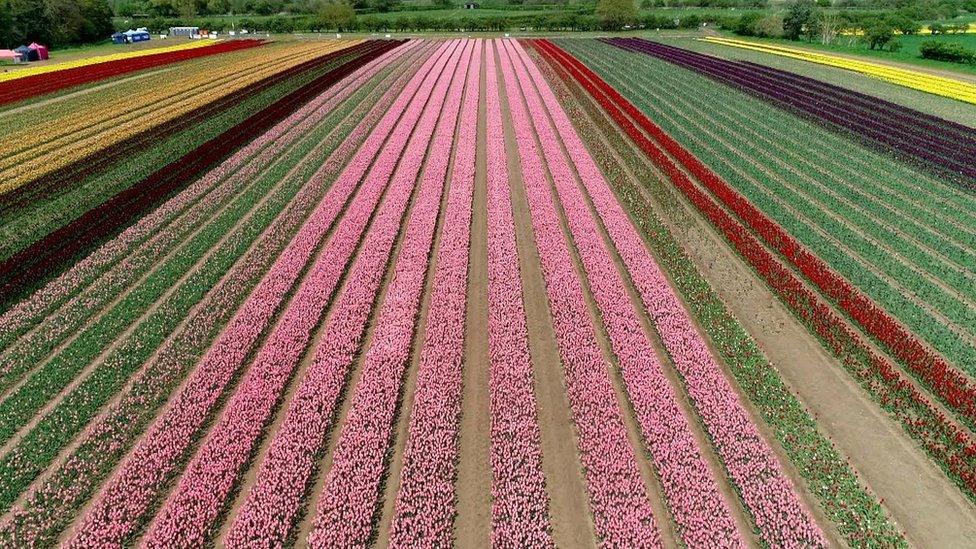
[482, 40, 554, 549]
[304, 39, 474, 548]
[0, 44, 431, 548]
[0, 43, 411, 350]
[65, 41, 450, 548]
[519, 42, 827, 548]
[502, 39, 744, 547]
[387, 40, 481, 548]
[496, 39, 661, 548]
[0, 41, 419, 389]
[218, 39, 467, 548]
[137, 40, 462, 548]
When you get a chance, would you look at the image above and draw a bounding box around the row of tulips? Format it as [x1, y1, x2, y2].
[576, 44, 976, 384]
[388, 39, 481, 548]
[0, 41, 420, 522]
[0, 43, 390, 405]
[0, 41, 414, 359]
[527, 40, 905, 546]
[503, 39, 744, 547]
[482, 40, 554, 549]
[0, 41, 394, 304]
[304, 40, 473, 548]
[0, 39, 218, 83]
[499, 39, 661, 548]
[0, 42, 369, 227]
[607, 38, 976, 187]
[0, 43, 400, 467]
[0, 42, 354, 196]
[701, 36, 976, 105]
[520, 39, 827, 548]
[533, 39, 976, 503]
[0, 40, 263, 105]
[562, 41, 976, 428]
[0, 44, 428, 547]
[64, 40, 450, 547]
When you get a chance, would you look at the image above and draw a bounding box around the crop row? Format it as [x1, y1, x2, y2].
[520, 39, 826, 547]
[701, 37, 976, 104]
[0, 39, 215, 83]
[0, 41, 411, 362]
[500, 39, 661, 548]
[608, 38, 976, 188]
[0, 42, 367, 227]
[304, 40, 471, 548]
[482, 40, 554, 549]
[146, 38, 463, 547]
[536, 39, 976, 503]
[0, 44, 386, 399]
[0, 41, 416, 522]
[65, 41, 450, 547]
[0, 40, 263, 106]
[0, 43, 427, 547]
[0, 41, 392, 305]
[0, 42, 349, 195]
[562, 40, 976, 421]
[387, 39, 481, 549]
[528, 39, 905, 547]
[504, 39, 743, 547]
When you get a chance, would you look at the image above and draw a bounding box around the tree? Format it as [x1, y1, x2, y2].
[816, 9, 839, 44]
[595, 0, 636, 30]
[782, 0, 813, 40]
[864, 18, 897, 50]
[316, 0, 355, 31]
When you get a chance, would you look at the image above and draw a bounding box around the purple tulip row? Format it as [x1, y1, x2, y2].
[215, 39, 467, 548]
[504, 39, 745, 547]
[304, 39, 474, 548]
[0, 41, 420, 398]
[606, 38, 976, 188]
[138, 40, 462, 548]
[565, 40, 829, 549]
[388, 39, 482, 549]
[64, 41, 450, 548]
[483, 39, 555, 549]
[0, 43, 433, 548]
[498, 39, 662, 548]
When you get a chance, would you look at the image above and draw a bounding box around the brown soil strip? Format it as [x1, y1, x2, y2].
[494, 44, 596, 548]
[454, 48, 492, 549]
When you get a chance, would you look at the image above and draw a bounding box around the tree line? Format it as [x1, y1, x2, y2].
[1, 0, 114, 48]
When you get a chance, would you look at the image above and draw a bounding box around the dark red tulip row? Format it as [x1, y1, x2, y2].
[0, 40, 377, 223]
[531, 38, 976, 503]
[604, 38, 976, 189]
[0, 40, 399, 306]
[0, 39, 264, 107]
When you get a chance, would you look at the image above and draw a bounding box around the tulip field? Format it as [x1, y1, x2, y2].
[0, 33, 973, 548]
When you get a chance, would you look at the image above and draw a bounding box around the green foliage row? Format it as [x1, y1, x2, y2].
[920, 39, 976, 63]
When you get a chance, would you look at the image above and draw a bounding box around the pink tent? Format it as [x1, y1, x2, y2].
[0, 50, 20, 61]
[28, 43, 49, 60]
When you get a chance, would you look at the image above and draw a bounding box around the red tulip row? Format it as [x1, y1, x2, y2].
[518, 39, 827, 547]
[482, 39, 554, 549]
[65, 40, 449, 548]
[498, 39, 661, 548]
[532, 38, 976, 501]
[388, 38, 482, 548]
[0, 39, 265, 106]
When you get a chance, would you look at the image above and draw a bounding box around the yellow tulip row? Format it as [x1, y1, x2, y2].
[0, 41, 216, 83]
[701, 36, 976, 105]
[0, 40, 359, 195]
